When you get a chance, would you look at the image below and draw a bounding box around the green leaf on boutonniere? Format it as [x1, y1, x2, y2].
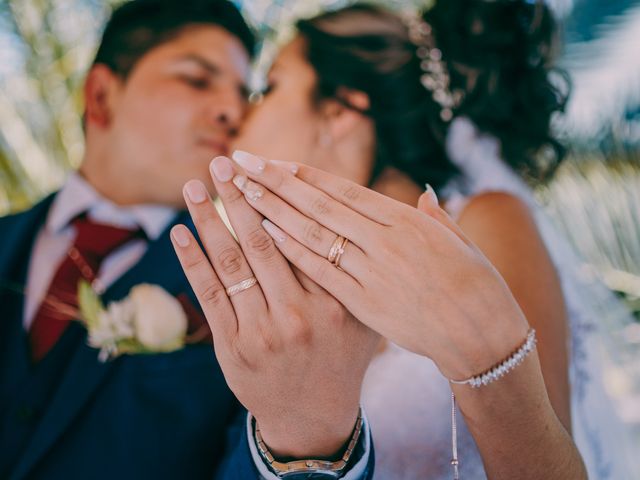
[115, 338, 154, 356]
[78, 280, 104, 330]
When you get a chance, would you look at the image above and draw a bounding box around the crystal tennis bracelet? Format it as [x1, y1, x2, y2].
[449, 328, 537, 387]
[447, 328, 537, 479]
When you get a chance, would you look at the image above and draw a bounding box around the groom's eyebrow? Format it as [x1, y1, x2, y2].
[173, 53, 249, 98]
[174, 54, 222, 76]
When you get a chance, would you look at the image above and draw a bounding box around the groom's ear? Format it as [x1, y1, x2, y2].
[320, 88, 371, 142]
[84, 64, 122, 129]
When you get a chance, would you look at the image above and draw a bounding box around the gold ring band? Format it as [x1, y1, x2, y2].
[226, 276, 258, 296]
[327, 235, 345, 263]
[332, 237, 349, 269]
[327, 235, 349, 269]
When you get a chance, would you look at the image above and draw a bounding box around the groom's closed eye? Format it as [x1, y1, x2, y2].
[170, 55, 249, 100]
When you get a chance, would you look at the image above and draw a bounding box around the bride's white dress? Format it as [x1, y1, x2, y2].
[361, 118, 637, 479]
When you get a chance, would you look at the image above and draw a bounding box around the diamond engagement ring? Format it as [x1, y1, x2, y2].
[226, 276, 258, 297]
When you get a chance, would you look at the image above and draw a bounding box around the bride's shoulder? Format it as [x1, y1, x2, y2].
[454, 191, 549, 269]
[456, 191, 535, 234]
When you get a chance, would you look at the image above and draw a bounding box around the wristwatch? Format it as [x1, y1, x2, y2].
[254, 408, 364, 479]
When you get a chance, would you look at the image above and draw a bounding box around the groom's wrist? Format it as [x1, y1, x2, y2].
[255, 403, 361, 459]
[246, 409, 373, 480]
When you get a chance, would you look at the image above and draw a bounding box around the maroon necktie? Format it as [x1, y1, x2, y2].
[29, 216, 141, 363]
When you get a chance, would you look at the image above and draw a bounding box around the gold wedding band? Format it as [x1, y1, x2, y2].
[327, 235, 349, 269]
[226, 276, 258, 297]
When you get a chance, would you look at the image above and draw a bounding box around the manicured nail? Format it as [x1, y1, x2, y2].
[232, 174, 247, 191]
[232, 150, 266, 175]
[184, 180, 208, 204]
[425, 183, 439, 204]
[171, 225, 191, 247]
[210, 156, 234, 182]
[262, 219, 286, 243]
[233, 175, 263, 201]
[270, 159, 299, 175]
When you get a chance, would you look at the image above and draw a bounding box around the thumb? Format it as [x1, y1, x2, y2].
[418, 185, 476, 249]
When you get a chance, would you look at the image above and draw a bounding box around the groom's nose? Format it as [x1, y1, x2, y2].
[206, 87, 247, 133]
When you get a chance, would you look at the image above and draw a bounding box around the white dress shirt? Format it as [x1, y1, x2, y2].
[23, 173, 371, 478]
[23, 173, 175, 329]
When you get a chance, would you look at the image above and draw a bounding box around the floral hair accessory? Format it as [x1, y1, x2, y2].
[402, 12, 465, 122]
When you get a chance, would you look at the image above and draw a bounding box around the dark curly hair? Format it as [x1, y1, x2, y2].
[296, 0, 569, 191]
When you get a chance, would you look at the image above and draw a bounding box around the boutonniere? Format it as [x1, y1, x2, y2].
[78, 281, 194, 362]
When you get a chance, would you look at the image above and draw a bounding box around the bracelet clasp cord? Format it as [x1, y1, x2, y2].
[447, 328, 537, 480]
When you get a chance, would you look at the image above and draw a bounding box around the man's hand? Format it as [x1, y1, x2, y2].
[171, 155, 379, 458]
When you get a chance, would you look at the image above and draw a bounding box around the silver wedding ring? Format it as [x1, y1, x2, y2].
[226, 276, 258, 297]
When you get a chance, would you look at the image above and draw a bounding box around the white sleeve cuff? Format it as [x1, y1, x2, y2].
[246, 409, 372, 480]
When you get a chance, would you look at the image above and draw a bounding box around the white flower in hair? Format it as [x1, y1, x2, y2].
[445, 116, 531, 200]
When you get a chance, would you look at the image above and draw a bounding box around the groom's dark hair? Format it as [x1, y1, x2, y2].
[92, 0, 255, 79]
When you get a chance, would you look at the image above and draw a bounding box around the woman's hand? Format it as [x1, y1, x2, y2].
[224, 151, 587, 480]
[170, 157, 379, 459]
[226, 150, 529, 382]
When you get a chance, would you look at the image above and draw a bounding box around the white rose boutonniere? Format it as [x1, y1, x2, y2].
[78, 281, 188, 362]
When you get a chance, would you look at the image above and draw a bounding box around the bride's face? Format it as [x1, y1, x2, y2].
[232, 37, 323, 165]
[232, 36, 371, 183]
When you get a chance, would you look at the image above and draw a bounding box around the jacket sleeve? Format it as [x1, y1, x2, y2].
[214, 410, 375, 480]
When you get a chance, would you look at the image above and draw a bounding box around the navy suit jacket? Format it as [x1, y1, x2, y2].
[0, 195, 373, 480]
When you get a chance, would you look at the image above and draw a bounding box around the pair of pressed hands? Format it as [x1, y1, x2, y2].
[171, 151, 586, 478]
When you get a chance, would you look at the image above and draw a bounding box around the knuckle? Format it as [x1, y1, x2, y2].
[223, 184, 246, 204]
[312, 261, 329, 285]
[284, 318, 314, 346]
[217, 246, 244, 275]
[199, 282, 226, 307]
[303, 221, 324, 247]
[244, 228, 277, 260]
[181, 250, 208, 271]
[341, 184, 361, 202]
[269, 166, 286, 190]
[310, 195, 331, 216]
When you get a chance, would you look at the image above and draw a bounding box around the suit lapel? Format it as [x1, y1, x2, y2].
[0, 194, 55, 284]
[12, 211, 196, 479]
[0, 195, 56, 386]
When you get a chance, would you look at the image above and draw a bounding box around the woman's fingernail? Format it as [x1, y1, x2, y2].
[425, 183, 439, 204]
[184, 180, 208, 204]
[210, 156, 234, 182]
[171, 225, 191, 247]
[232, 150, 266, 175]
[232, 174, 247, 191]
[262, 219, 286, 243]
[233, 175, 264, 201]
[270, 159, 299, 175]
